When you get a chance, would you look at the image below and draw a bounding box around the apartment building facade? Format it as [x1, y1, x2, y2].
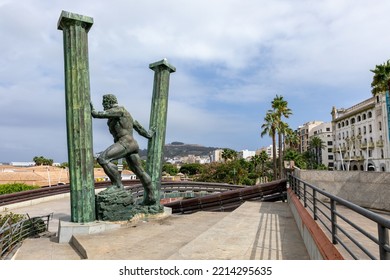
[297, 121, 324, 154]
[311, 122, 334, 169]
[331, 93, 390, 171]
[296, 121, 334, 169]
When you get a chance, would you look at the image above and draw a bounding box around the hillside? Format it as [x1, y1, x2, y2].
[139, 142, 220, 159]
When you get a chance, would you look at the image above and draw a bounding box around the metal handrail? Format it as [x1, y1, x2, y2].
[289, 174, 390, 260]
[0, 213, 52, 259]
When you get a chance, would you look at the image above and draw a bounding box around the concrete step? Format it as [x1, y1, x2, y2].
[12, 237, 83, 260]
[71, 211, 229, 259]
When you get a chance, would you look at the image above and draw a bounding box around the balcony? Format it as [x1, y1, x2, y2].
[351, 156, 364, 161]
[376, 140, 384, 147]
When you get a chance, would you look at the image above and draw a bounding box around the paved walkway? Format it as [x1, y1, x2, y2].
[4, 197, 310, 260]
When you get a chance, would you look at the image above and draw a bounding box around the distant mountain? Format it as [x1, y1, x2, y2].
[139, 142, 220, 159]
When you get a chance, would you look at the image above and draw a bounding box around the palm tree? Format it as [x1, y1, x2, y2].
[285, 127, 299, 151]
[261, 110, 278, 179]
[370, 59, 390, 95]
[250, 154, 261, 173]
[258, 150, 269, 177]
[272, 95, 292, 178]
[309, 136, 326, 167]
[221, 148, 237, 162]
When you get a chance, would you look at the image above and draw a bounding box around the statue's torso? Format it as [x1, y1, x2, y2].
[107, 107, 135, 145]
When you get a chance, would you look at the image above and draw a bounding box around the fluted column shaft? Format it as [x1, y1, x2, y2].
[146, 59, 176, 204]
[58, 11, 95, 223]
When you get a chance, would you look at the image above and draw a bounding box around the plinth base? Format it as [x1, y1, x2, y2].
[57, 207, 172, 244]
[57, 219, 121, 243]
[95, 188, 164, 221]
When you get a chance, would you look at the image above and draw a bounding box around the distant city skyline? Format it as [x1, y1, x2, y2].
[2, 1, 390, 162]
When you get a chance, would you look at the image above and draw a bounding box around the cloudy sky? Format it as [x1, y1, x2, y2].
[1, 0, 390, 163]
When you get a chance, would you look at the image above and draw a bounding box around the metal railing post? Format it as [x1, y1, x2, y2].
[331, 199, 338, 244]
[303, 183, 307, 207]
[378, 224, 390, 260]
[313, 189, 318, 220]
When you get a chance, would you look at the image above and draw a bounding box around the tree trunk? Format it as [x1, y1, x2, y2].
[272, 133, 277, 180]
[278, 131, 283, 179]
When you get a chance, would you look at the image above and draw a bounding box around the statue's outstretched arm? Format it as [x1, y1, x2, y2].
[90, 102, 122, 119]
[134, 120, 155, 139]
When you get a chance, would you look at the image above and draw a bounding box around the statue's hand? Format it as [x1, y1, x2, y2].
[90, 101, 97, 117]
[148, 126, 157, 139]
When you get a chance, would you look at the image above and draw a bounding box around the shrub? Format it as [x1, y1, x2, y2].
[0, 212, 27, 228]
[0, 183, 38, 195]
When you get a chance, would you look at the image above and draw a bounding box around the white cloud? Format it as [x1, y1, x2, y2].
[2, 0, 390, 162]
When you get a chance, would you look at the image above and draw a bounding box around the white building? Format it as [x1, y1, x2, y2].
[310, 122, 334, 169]
[210, 149, 224, 162]
[257, 145, 279, 159]
[297, 121, 324, 153]
[331, 93, 390, 171]
[238, 149, 256, 160]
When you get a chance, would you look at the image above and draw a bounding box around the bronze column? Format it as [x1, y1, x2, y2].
[146, 59, 176, 205]
[57, 11, 95, 222]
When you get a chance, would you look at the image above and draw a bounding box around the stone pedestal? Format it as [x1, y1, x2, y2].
[95, 189, 164, 221]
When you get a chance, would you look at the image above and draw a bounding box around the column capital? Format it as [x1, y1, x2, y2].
[57, 10, 93, 32]
[149, 58, 176, 73]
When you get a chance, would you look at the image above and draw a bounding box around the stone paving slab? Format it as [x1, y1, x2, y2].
[72, 211, 229, 260]
[10, 199, 309, 260]
[168, 201, 309, 260]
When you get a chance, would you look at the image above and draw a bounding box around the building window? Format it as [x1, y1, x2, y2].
[351, 118, 355, 124]
[368, 111, 372, 118]
[342, 121, 345, 127]
[363, 126, 366, 134]
[328, 148, 332, 152]
[379, 121, 382, 131]
[328, 155, 334, 160]
[363, 114, 366, 120]
[326, 127, 330, 132]
[358, 128, 361, 135]
[327, 141, 333, 145]
[346, 120, 349, 126]
[369, 125, 372, 133]
[338, 123, 341, 129]
[357, 116, 361, 122]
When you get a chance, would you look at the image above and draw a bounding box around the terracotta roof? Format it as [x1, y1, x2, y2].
[0, 166, 135, 187]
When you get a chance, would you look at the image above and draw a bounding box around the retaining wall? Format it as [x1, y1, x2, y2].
[293, 170, 390, 211]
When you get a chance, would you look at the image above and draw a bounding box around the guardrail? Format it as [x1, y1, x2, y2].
[0, 180, 245, 207]
[165, 179, 287, 214]
[0, 180, 141, 207]
[0, 213, 52, 259]
[289, 174, 390, 260]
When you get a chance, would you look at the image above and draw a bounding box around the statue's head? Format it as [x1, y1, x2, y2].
[102, 94, 118, 110]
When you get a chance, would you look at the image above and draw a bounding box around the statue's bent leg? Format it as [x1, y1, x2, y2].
[126, 154, 156, 205]
[98, 143, 126, 190]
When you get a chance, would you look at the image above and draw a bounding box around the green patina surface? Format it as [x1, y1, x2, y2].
[58, 11, 96, 223]
[146, 59, 176, 206]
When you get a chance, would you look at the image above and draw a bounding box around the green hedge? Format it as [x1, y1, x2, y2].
[0, 212, 27, 228]
[0, 183, 38, 195]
